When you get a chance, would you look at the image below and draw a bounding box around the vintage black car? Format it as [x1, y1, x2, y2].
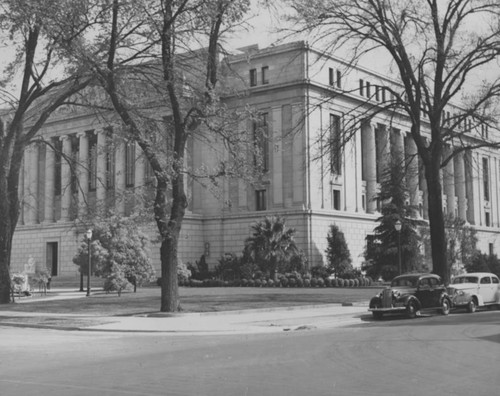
[369, 273, 452, 319]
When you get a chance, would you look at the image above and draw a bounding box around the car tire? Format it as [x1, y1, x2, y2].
[441, 298, 451, 315]
[466, 299, 476, 313]
[406, 301, 418, 319]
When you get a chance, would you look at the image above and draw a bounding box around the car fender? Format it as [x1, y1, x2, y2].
[403, 295, 421, 310]
[473, 293, 486, 306]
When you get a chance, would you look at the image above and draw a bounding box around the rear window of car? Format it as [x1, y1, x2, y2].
[480, 277, 492, 284]
[391, 277, 418, 287]
[453, 277, 478, 284]
[493, 277, 499, 284]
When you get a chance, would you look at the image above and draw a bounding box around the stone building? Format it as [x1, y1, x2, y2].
[8, 41, 500, 281]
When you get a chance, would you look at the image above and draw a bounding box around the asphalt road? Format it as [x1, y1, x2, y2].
[1, 310, 499, 396]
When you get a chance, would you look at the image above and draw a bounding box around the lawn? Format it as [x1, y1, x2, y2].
[2, 286, 378, 316]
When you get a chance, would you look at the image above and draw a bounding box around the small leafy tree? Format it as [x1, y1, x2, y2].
[466, 253, 500, 278]
[325, 224, 352, 277]
[244, 216, 301, 280]
[421, 214, 478, 276]
[73, 214, 155, 295]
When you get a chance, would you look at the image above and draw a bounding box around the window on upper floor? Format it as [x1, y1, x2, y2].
[332, 189, 341, 210]
[250, 68, 257, 87]
[328, 68, 342, 88]
[329, 114, 342, 175]
[261, 66, 269, 84]
[253, 113, 269, 172]
[54, 138, 62, 196]
[88, 131, 97, 191]
[125, 141, 135, 188]
[366, 81, 371, 98]
[359, 79, 364, 96]
[256, 189, 267, 211]
[485, 212, 491, 227]
[483, 157, 490, 201]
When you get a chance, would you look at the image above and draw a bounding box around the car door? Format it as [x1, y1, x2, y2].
[416, 278, 432, 308]
[479, 276, 495, 303]
[428, 277, 444, 307]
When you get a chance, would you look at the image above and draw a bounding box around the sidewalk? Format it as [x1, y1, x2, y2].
[0, 289, 371, 335]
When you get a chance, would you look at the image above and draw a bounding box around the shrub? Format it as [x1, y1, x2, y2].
[348, 279, 355, 287]
[267, 279, 274, 287]
[331, 278, 338, 287]
[254, 279, 262, 287]
[353, 279, 359, 287]
[311, 265, 330, 279]
[241, 278, 248, 287]
[324, 278, 331, 287]
[337, 278, 344, 287]
[303, 278, 311, 287]
[296, 278, 303, 288]
[247, 279, 255, 287]
[280, 277, 289, 287]
[317, 278, 325, 287]
[310, 278, 318, 287]
[288, 277, 297, 287]
[261, 279, 267, 287]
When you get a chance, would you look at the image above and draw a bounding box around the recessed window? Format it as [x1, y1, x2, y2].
[359, 79, 364, 96]
[256, 189, 267, 211]
[375, 86, 380, 102]
[250, 69, 257, 87]
[366, 81, 371, 98]
[329, 114, 342, 175]
[125, 141, 135, 187]
[336, 70, 342, 88]
[483, 157, 490, 201]
[253, 113, 269, 172]
[329, 68, 334, 86]
[261, 66, 269, 84]
[332, 189, 341, 210]
[485, 212, 491, 227]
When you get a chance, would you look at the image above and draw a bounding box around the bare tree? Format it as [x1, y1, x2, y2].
[59, 0, 256, 312]
[288, 0, 500, 283]
[0, 0, 92, 303]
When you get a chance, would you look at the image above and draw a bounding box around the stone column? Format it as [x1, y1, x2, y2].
[59, 135, 72, 221]
[443, 145, 456, 216]
[77, 132, 89, 218]
[464, 151, 475, 225]
[25, 143, 39, 224]
[115, 138, 126, 215]
[96, 130, 107, 206]
[361, 122, 377, 213]
[391, 128, 404, 167]
[454, 151, 467, 221]
[43, 141, 55, 223]
[405, 135, 420, 210]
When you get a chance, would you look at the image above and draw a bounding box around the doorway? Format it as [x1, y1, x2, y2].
[46, 242, 58, 277]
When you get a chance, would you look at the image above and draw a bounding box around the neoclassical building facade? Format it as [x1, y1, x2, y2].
[8, 41, 500, 281]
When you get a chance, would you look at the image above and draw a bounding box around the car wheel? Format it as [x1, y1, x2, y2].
[466, 299, 476, 313]
[406, 301, 418, 319]
[441, 298, 451, 315]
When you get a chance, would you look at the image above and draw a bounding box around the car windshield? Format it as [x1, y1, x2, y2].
[452, 276, 478, 284]
[391, 277, 418, 287]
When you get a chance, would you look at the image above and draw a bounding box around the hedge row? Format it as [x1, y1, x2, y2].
[178, 277, 372, 288]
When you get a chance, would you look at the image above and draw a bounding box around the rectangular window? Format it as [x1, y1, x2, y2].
[71, 136, 79, 195]
[332, 189, 341, 210]
[366, 81, 371, 98]
[485, 212, 491, 227]
[88, 131, 97, 191]
[256, 189, 267, 211]
[125, 141, 136, 187]
[250, 69, 257, 87]
[54, 138, 62, 196]
[382, 87, 386, 102]
[329, 114, 342, 175]
[253, 113, 269, 172]
[359, 79, 364, 96]
[261, 66, 269, 84]
[375, 86, 380, 102]
[336, 70, 342, 88]
[483, 157, 490, 201]
[329, 68, 334, 86]
[489, 243, 494, 256]
[105, 130, 115, 189]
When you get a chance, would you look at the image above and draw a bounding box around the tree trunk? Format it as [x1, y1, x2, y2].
[425, 160, 450, 284]
[160, 235, 180, 312]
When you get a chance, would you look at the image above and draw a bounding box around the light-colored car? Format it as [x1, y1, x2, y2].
[448, 272, 500, 313]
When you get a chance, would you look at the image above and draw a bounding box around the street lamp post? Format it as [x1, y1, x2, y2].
[86, 229, 93, 297]
[395, 220, 402, 275]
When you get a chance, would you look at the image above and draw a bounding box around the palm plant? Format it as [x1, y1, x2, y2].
[244, 216, 300, 280]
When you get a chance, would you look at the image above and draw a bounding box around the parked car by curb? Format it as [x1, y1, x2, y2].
[368, 273, 451, 319]
[448, 272, 500, 313]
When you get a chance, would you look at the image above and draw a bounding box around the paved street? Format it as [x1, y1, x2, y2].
[1, 309, 499, 395]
